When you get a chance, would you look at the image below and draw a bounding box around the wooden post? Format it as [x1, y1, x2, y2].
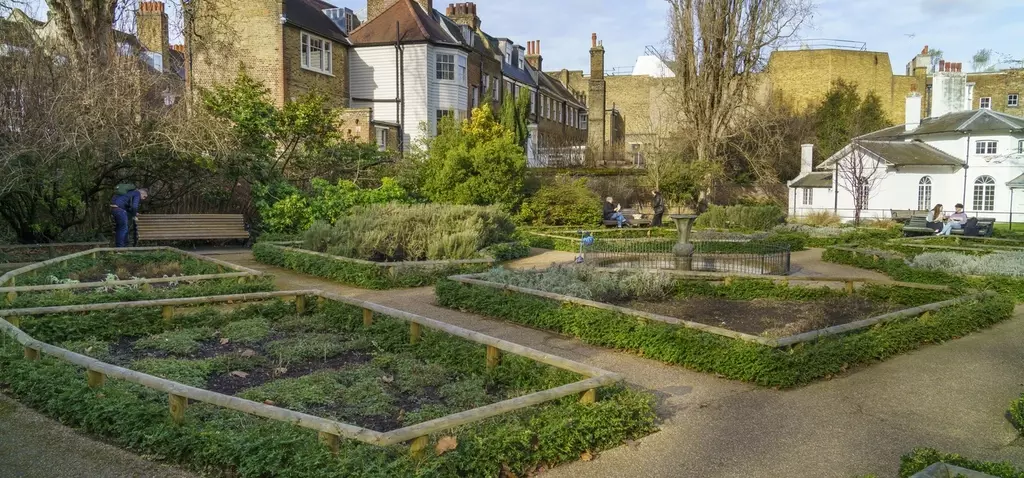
[723, 277, 733, 286]
[23, 346, 39, 360]
[217, 265, 224, 273]
[845, 281, 855, 295]
[4, 291, 15, 306]
[87, 370, 105, 389]
[161, 305, 174, 322]
[169, 394, 187, 425]
[318, 431, 340, 455]
[317, 296, 326, 309]
[486, 345, 501, 370]
[295, 296, 306, 315]
[6, 316, 20, 328]
[141, 283, 153, 293]
[410, 322, 422, 344]
[238, 276, 247, 284]
[362, 308, 373, 327]
[409, 435, 429, 459]
[579, 388, 597, 404]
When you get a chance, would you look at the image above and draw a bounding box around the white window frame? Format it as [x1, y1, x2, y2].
[965, 83, 975, 111]
[530, 92, 535, 114]
[976, 140, 998, 155]
[1009, 93, 1019, 108]
[375, 126, 388, 151]
[472, 86, 479, 108]
[980, 97, 992, 109]
[457, 55, 466, 84]
[917, 176, 932, 211]
[301, 32, 333, 75]
[973, 175, 996, 211]
[493, 78, 499, 100]
[436, 53, 455, 81]
[801, 188, 813, 206]
[1019, 139, 1024, 154]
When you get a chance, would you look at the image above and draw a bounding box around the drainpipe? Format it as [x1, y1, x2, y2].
[962, 133, 971, 206]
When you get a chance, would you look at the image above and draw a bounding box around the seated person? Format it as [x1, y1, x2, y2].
[938, 203, 969, 236]
[603, 197, 628, 228]
[925, 204, 944, 232]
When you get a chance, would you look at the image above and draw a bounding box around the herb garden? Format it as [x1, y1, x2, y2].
[437, 267, 1012, 387]
[255, 204, 530, 289]
[0, 290, 655, 477]
[0, 247, 272, 309]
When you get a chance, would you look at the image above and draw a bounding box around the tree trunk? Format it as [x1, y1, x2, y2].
[45, 0, 117, 69]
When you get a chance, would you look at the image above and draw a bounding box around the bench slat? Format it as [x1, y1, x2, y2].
[133, 214, 249, 242]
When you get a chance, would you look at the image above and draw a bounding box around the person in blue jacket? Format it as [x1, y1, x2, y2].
[111, 187, 148, 247]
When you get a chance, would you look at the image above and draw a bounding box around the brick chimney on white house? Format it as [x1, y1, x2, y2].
[931, 59, 967, 117]
[905, 89, 922, 132]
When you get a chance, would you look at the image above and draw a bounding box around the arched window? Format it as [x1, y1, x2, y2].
[973, 175, 996, 211]
[917, 176, 932, 211]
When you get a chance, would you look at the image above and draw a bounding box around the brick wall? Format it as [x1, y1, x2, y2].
[965, 71, 1024, 113]
[281, 25, 348, 108]
[339, 108, 373, 143]
[137, 1, 169, 72]
[188, 0, 285, 105]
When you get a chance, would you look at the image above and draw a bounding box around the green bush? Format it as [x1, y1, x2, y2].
[1, 276, 276, 310]
[253, 242, 492, 290]
[436, 278, 1014, 388]
[480, 266, 676, 303]
[302, 203, 515, 262]
[481, 242, 531, 262]
[518, 179, 602, 227]
[259, 178, 410, 234]
[910, 251, 1024, 277]
[899, 448, 1024, 478]
[694, 205, 785, 232]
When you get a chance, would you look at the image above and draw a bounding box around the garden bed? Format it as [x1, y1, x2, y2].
[436, 268, 1012, 387]
[0, 241, 108, 265]
[0, 247, 271, 308]
[0, 291, 654, 477]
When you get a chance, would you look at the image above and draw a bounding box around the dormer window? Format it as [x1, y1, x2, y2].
[301, 32, 333, 75]
[462, 26, 473, 47]
[504, 44, 511, 65]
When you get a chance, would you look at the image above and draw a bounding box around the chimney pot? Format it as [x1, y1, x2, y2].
[536, 40, 540, 55]
[592, 33, 597, 48]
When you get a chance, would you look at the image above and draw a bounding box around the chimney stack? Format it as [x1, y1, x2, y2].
[137, 1, 170, 72]
[446, 2, 480, 29]
[800, 144, 814, 174]
[905, 91, 922, 132]
[588, 33, 607, 164]
[525, 40, 542, 71]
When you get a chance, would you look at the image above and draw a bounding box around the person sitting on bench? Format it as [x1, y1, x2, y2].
[925, 204, 945, 233]
[111, 185, 148, 248]
[603, 197, 628, 228]
[937, 203, 969, 236]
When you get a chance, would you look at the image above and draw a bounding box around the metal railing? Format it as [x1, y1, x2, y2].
[776, 39, 867, 51]
[586, 238, 791, 275]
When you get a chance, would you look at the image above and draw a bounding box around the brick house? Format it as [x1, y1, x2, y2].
[185, 0, 378, 144]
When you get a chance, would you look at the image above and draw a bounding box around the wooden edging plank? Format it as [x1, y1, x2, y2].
[0, 289, 623, 449]
[266, 244, 495, 268]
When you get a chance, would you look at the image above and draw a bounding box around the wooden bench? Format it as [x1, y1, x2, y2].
[902, 215, 996, 237]
[602, 209, 652, 228]
[890, 209, 928, 224]
[135, 214, 250, 243]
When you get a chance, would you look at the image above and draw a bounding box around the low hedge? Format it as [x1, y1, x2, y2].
[436, 278, 1014, 388]
[899, 448, 1024, 478]
[823, 247, 1024, 302]
[1, 276, 276, 310]
[253, 243, 496, 290]
[1010, 394, 1024, 435]
[0, 302, 657, 478]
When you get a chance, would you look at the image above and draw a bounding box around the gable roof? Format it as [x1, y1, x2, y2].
[1008, 173, 1024, 189]
[862, 109, 1024, 140]
[349, 0, 457, 47]
[821, 140, 964, 170]
[536, 69, 584, 108]
[284, 0, 352, 45]
[790, 172, 833, 188]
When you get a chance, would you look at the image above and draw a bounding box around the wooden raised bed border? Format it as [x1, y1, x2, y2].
[0, 289, 620, 455]
[446, 273, 987, 348]
[0, 246, 264, 294]
[262, 243, 496, 269]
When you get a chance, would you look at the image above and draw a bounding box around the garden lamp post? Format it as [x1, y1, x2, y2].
[670, 214, 698, 271]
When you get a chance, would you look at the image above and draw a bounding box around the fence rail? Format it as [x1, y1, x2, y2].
[587, 239, 791, 275]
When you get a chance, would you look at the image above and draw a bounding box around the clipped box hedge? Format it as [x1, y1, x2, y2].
[253, 242, 505, 289]
[436, 278, 1014, 388]
[899, 448, 1024, 478]
[823, 247, 1024, 302]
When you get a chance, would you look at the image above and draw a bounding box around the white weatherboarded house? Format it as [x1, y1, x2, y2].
[790, 73, 1024, 223]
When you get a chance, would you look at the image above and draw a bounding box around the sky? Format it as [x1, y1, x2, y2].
[11, 0, 1024, 74]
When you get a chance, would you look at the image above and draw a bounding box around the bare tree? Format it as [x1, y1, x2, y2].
[833, 141, 885, 225]
[664, 0, 812, 209]
[44, 0, 119, 67]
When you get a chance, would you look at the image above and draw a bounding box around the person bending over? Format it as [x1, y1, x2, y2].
[111, 186, 148, 247]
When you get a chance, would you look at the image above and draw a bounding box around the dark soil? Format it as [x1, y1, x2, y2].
[623, 296, 894, 338]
